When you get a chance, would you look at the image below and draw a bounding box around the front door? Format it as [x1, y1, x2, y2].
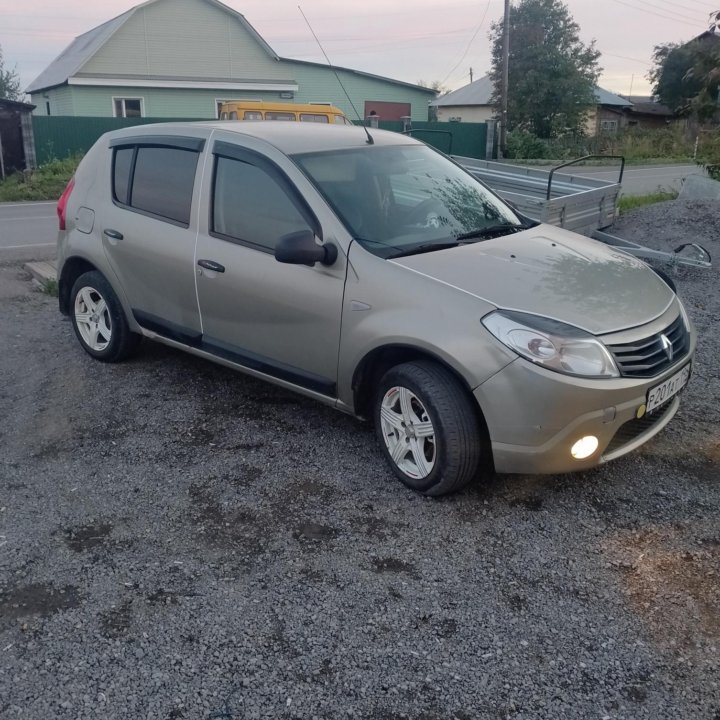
[194, 142, 346, 396]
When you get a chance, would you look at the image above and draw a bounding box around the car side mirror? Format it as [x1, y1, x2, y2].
[274, 230, 337, 267]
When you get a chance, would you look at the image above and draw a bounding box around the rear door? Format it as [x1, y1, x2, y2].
[101, 134, 206, 343]
[194, 137, 346, 397]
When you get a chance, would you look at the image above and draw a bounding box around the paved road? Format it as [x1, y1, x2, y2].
[0, 201, 57, 263]
[546, 164, 700, 196]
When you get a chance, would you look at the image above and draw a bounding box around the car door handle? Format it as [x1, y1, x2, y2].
[197, 259, 225, 273]
[103, 228, 124, 240]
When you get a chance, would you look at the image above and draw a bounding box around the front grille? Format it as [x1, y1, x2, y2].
[602, 398, 675, 456]
[605, 314, 689, 378]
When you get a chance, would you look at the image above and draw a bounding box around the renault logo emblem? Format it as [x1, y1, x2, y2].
[660, 334, 673, 361]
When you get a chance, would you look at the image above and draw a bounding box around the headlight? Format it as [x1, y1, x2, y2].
[482, 310, 619, 378]
[677, 298, 691, 332]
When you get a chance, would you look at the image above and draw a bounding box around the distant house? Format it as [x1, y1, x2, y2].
[26, 0, 435, 122]
[429, 75, 495, 123]
[623, 96, 675, 130]
[584, 87, 633, 135]
[430, 74, 675, 133]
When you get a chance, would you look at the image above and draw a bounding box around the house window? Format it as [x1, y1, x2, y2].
[113, 98, 144, 118]
[600, 119, 618, 132]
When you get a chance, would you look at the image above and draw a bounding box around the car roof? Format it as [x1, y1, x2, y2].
[104, 121, 421, 155]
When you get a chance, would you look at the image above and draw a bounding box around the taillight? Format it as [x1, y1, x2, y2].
[57, 176, 76, 231]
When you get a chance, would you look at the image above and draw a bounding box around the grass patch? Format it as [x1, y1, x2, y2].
[43, 278, 59, 297]
[0, 155, 81, 202]
[618, 190, 678, 214]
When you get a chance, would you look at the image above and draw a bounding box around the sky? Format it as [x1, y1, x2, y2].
[1, 0, 718, 99]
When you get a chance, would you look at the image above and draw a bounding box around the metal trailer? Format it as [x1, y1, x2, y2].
[453, 154, 712, 269]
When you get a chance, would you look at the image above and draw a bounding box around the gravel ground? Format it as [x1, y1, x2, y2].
[1, 199, 718, 720]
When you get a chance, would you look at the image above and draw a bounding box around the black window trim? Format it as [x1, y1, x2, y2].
[209, 141, 322, 252]
[110, 138, 204, 228]
[109, 135, 205, 152]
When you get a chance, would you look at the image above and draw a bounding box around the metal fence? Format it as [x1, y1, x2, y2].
[32, 117, 199, 165]
[32, 116, 490, 165]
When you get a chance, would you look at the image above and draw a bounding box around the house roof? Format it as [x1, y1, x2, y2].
[430, 75, 493, 107]
[26, 0, 280, 94]
[625, 101, 673, 117]
[281, 58, 436, 95]
[0, 98, 36, 112]
[594, 87, 632, 107]
[431, 74, 633, 108]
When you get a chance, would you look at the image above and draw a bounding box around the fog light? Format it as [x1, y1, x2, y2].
[571, 435, 599, 460]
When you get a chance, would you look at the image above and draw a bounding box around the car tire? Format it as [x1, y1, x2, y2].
[374, 360, 483, 496]
[70, 270, 141, 362]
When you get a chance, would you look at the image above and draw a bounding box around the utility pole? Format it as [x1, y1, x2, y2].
[470, 66, 474, 83]
[500, 0, 510, 156]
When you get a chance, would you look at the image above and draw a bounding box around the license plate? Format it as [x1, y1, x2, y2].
[646, 363, 691, 413]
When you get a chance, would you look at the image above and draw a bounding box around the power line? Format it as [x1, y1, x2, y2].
[607, 0, 706, 28]
[619, 0, 709, 23]
[440, 0, 493, 86]
[653, 0, 718, 17]
[603, 52, 653, 66]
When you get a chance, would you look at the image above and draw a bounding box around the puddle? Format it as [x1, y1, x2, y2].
[0, 583, 80, 620]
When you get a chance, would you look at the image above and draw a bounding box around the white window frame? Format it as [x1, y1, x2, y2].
[112, 97, 145, 118]
[600, 119, 618, 132]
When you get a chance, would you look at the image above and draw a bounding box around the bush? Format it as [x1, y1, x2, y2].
[504, 130, 551, 159]
[0, 155, 82, 202]
[695, 128, 720, 180]
[597, 126, 693, 162]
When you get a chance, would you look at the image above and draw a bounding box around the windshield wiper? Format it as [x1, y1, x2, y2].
[386, 241, 459, 259]
[455, 222, 535, 242]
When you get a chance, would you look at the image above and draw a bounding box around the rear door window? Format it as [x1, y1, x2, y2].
[111, 141, 201, 227]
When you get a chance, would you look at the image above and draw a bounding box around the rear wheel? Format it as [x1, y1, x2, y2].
[70, 271, 140, 362]
[374, 360, 483, 496]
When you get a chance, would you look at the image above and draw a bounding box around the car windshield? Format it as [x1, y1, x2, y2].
[292, 145, 526, 258]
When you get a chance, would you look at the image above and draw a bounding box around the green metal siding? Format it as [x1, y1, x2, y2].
[79, 0, 289, 81]
[284, 62, 433, 122]
[63, 86, 232, 118]
[30, 87, 75, 116]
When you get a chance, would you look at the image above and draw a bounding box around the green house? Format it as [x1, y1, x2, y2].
[27, 0, 435, 122]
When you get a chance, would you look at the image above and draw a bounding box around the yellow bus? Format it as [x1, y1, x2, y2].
[219, 100, 352, 125]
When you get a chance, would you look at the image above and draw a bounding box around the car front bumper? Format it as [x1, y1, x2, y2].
[474, 350, 694, 475]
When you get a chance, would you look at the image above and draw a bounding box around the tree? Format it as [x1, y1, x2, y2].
[0, 44, 22, 101]
[489, 0, 601, 138]
[649, 43, 703, 115]
[416, 79, 449, 96]
[650, 12, 720, 121]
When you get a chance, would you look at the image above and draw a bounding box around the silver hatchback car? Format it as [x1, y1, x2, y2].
[56, 122, 695, 495]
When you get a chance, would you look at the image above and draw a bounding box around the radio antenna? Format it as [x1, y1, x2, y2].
[298, 6, 374, 145]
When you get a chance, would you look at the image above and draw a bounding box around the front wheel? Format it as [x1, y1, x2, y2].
[70, 270, 140, 362]
[374, 361, 484, 496]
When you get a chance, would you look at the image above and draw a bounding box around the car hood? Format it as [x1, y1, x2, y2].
[390, 225, 675, 335]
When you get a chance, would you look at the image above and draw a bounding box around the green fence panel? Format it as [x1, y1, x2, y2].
[367, 120, 488, 159]
[32, 116, 490, 165]
[32, 116, 200, 165]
